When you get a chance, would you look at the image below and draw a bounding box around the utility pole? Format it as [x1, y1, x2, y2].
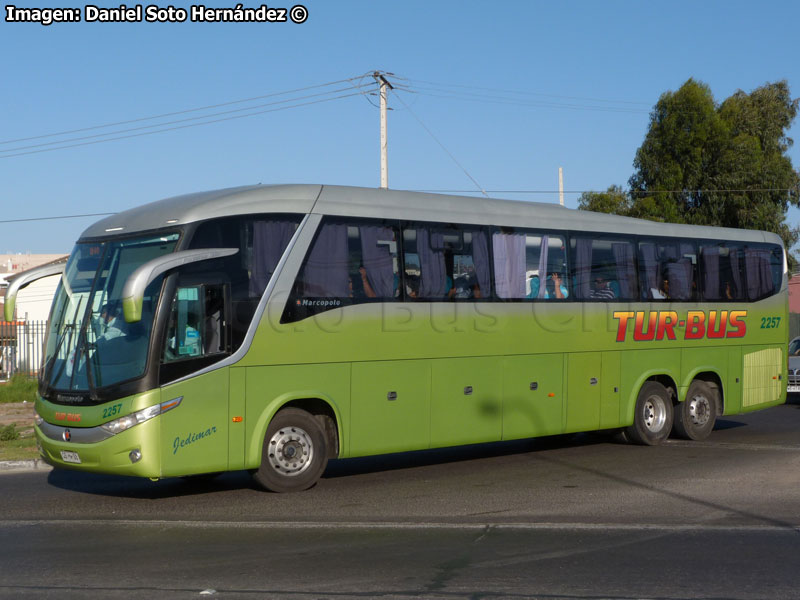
[558, 167, 564, 206]
[373, 71, 394, 189]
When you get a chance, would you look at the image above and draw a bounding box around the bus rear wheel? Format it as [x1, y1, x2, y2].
[253, 408, 328, 493]
[625, 381, 673, 445]
[673, 380, 717, 441]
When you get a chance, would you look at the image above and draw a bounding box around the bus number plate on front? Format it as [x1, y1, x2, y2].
[60, 451, 81, 464]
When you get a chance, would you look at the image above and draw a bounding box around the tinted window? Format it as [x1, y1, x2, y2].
[700, 243, 746, 301]
[571, 236, 636, 301]
[283, 218, 400, 321]
[638, 240, 697, 301]
[743, 243, 783, 301]
[189, 214, 301, 349]
[493, 229, 568, 300]
[403, 223, 491, 301]
[162, 284, 227, 363]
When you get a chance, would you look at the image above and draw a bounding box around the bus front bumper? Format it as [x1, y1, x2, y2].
[35, 417, 161, 478]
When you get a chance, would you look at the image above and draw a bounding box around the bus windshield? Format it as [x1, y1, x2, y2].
[42, 233, 180, 395]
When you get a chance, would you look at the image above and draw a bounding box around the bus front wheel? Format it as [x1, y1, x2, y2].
[253, 408, 329, 493]
[625, 381, 673, 445]
[673, 380, 717, 441]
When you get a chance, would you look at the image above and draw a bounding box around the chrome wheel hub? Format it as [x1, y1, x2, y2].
[688, 395, 711, 427]
[643, 396, 667, 432]
[267, 426, 313, 476]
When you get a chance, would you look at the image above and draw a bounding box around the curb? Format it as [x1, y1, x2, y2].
[0, 459, 53, 473]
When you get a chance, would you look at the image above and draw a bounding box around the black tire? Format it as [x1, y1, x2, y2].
[625, 381, 674, 445]
[252, 408, 328, 493]
[673, 380, 717, 441]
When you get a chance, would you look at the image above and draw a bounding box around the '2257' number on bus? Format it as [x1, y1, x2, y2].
[760, 316, 781, 329]
[102, 403, 122, 418]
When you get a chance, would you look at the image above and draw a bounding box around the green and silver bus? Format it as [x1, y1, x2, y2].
[12, 185, 787, 492]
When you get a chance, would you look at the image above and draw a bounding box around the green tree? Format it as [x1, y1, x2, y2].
[627, 79, 800, 251]
[577, 185, 632, 215]
[581, 79, 800, 260]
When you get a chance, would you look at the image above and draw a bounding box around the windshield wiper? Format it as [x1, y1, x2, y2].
[45, 324, 75, 385]
[44, 295, 86, 389]
[42, 295, 75, 382]
[72, 319, 100, 401]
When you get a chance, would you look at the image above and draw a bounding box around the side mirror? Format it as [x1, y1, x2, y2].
[121, 248, 238, 323]
[4, 262, 66, 322]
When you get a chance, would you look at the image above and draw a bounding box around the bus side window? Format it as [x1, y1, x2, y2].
[162, 284, 227, 363]
[283, 218, 400, 322]
[743, 244, 783, 300]
[403, 227, 446, 299]
[492, 229, 526, 299]
[403, 224, 491, 301]
[571, 236, 635, 301]
[639, 240, 697, 301]
[188, 214, 301, 352]
[700, 244, 747, 301]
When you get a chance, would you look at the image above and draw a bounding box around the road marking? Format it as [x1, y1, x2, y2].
[1, 519, 798, 533]
[666, 440, 800, 452]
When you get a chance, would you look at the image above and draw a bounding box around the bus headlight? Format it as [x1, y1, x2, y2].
[33, 409, 44, 427]
[100, 396, 182, 435]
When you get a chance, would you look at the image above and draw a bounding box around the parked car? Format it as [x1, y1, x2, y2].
[788, 336, 800, 394]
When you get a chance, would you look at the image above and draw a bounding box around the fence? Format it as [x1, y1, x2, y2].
[0, 320, 48, 380]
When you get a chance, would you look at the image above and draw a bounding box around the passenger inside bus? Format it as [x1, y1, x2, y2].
[349, 266, 378, 299]
[589, 274, 616, 299]
[527, 272, 568, 299]
[546, 272, 568, 299]
[97, 303, 125, 341]
[651, 277, 670, 299]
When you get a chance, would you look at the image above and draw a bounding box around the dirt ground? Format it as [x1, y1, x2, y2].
[0, 402, 35, 427]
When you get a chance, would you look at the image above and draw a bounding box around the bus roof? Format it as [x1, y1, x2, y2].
[80, 184, 782, 245]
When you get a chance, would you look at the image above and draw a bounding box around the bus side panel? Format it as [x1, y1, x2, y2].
[725, 346, 743, 415]
[350, 359, 431, 456]
[566, 353, 601, 433]
[600, 351, 621, 429]
[678, 347, 729, 401]
[244, 363, 350, 467]
[502, 354, 564, 440]
[430, 357, 502, 448]
[228, 366, 247, 470]
[619, 349, 682, 426]
[160, 367, 229, 477]
[740, 344, 784, 413]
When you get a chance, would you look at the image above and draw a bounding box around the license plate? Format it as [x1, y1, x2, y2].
[787, 385, 800, 393]
[60, 450, 81, 464]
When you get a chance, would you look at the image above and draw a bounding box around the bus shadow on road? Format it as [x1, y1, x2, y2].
[44, 433, 613, 498]
[45, 468, 261, 499]
[712, 419, 748, 431]
[322, 433, 612, 480]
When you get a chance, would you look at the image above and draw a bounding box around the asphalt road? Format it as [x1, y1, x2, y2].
[2, 399, 800, 599]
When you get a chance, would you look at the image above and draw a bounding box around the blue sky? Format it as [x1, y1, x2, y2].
[2, 0, 799, 254]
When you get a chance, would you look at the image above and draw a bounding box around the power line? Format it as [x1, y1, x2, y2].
[413, 188, 799, 196]
[401, 85, 650, 115]
[0, 212, 115, 224]
[0, 90, 367, 159]
[403, 77, 653, 106]
[1, 84, 373, 154]
[0, 190, 796, 242]
[0, 75, 373, 146]
[389, 88, 488, 198]
[2, 189, 796, 228]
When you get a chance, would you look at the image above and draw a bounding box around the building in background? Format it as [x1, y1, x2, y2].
[0, 253, 67, 322]
[1, 254, 68, 379]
